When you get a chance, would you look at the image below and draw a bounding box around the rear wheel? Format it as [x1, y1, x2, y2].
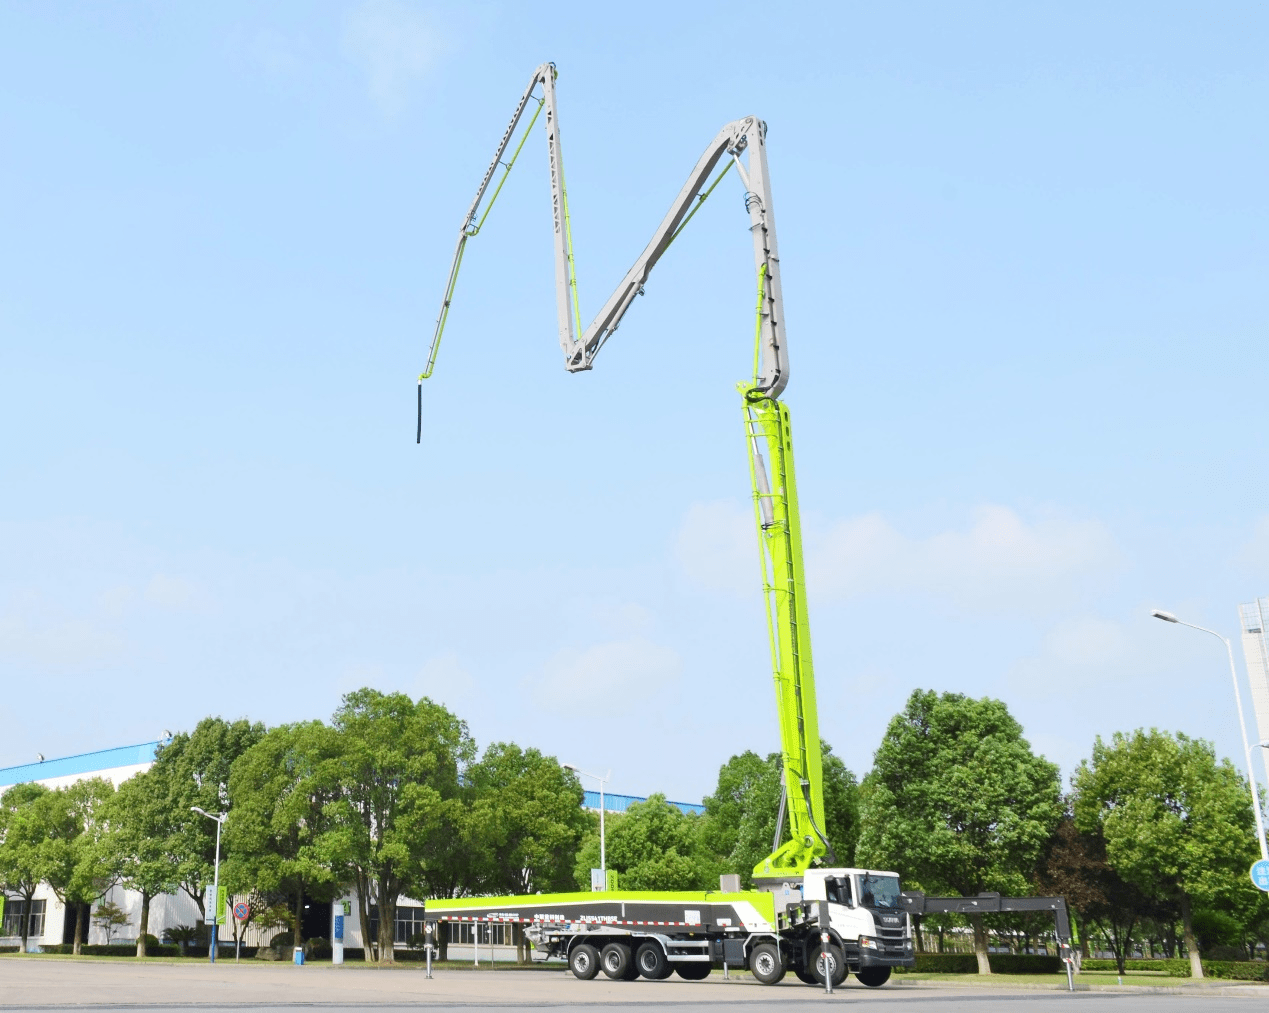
[600, 941, 633, 980]
[855, 966, 892, 988]
[569, 943, 600, 980]
[749, 942, 786, 985]
[675, 962, 712, 980]
[635, 941, 672, 980]
[810, 943, 847, 987]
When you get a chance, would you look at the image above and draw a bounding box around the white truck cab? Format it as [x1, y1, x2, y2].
[798, 867, 915, 985]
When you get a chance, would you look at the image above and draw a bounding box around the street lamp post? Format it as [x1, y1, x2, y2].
[563, 764, 610, 888]
[1151, 610, 1269, 861]
[191, 806, 227, 963]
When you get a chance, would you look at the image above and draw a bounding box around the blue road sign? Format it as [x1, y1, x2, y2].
[1251, 859, 1269, 892]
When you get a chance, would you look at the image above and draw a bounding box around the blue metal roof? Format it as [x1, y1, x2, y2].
[0, 742, 159, 789]
[583, 789, 705, 816]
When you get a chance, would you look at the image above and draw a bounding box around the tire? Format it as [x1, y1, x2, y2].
[855, 966, 892, 988]
[809, 943, 847, 987]
[675, 962, 712, 980]
[794, 966, 818, 985]
[635, 940, 672, 980]
[569, 943, 600, 980]
[600, 941, 633, 980]
[748, 941, 786, 985]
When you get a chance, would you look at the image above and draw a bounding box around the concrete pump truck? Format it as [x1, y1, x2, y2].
[415, 63, 915, 989]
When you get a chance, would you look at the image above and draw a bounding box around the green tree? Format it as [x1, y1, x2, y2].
[700, 742, 859, 888]
[93, 899, 130, 943]
[1072, 729, 1259, 978]
[0, 783, 53, 952]
[148, 717, 265, 920]
[464, 742, 588, 895]
[107, 769, 178, 957]
[48, 778, 119, 956]
[577, 794, 707, 891]
[224, 721, 344, 945]
[857, 689, 1062, 973]
[331, 689, 472, 964]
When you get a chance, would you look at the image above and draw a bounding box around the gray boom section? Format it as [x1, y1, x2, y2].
[559, 117, 790, 399]
[899, 891, 1072, 942]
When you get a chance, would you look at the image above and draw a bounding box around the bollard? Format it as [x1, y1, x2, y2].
[425, 923, 433, 979]
[821, 930, 832, 994]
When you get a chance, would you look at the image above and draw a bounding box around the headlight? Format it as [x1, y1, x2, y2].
[904, 940, 913, 952]
[858, 936, 878, 950]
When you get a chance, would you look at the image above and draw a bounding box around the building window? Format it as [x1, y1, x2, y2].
[367, 905, 429, 946]
[2, 900, 46, 938]
[445, 921, 511, 945]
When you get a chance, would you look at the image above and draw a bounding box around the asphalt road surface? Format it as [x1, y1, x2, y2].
[1, 961, 1266, 1012]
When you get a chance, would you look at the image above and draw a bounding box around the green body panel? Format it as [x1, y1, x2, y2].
[426, 889, 776, 927]
[745, 392, 827, 879]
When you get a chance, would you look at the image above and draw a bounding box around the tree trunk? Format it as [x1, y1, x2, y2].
[1180, 892, 1203, 979]
[969, 914, 991, 974]
[355, 871, 376, 963]
[77, 902, 89, 953]
[294, 883, 305, 947]
[137, 891, 152, 957]
[377, 884, 396, 965]
[70, 904, 82, 956]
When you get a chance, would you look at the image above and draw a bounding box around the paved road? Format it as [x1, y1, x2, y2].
[1, 961, 1265, 1012]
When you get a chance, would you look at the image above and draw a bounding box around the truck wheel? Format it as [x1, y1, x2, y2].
[794, 966, 818, 985]
[855, 966, 892, 988]
[748, 942, 786, 985]
[810, 943, 847, 987]
[675, 962, 712, 980]
[569, 943, 600, 980]
[600, 941, 633, 980]
[635, 941, 672, 980]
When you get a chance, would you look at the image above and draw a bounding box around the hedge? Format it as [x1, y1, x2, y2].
[1081, 958, 1268, 981]
[1083, 958, 1189, 976]
[910, 953, 1061, 974]
[40, 944, 183, 957]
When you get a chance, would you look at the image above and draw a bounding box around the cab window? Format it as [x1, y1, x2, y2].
[825, 876, 852, 906]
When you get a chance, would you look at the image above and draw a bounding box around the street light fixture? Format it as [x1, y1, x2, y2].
[1151, 610, 1269, 861]
[191, 806, 227, 963]
[563, 764, 610, 889]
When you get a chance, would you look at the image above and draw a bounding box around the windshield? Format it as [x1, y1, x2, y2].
[857, 874, 901, 910]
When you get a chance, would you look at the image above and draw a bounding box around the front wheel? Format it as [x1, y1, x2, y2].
[810, 943, 847, 987]
[794, 966, 818, 985]
[855, 966, 892, 988]
[569, 943, 600, 980]
[749, 942, 786, 985]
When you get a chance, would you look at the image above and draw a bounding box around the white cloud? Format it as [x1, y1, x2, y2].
[343, 0, 437, 115]
[537, 637, 681, 705]
[675, 501, 1120, 613]
[0, 611, 126, 669]
[145, 574, 198, 609]
[674, 500, 754, 595]
[812, 505, 1119, 608]
[1238, 517, 1269, 570]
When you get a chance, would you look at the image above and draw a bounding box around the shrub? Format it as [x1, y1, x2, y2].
[305, 937, 332, 960]
[913, 953, 977, 973]
[1082, 958, 1189, 976]
[1202, 961, 1269, 981]
[988, 954, 1061, 974]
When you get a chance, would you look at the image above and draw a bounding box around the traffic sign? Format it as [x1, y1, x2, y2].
[234, 901, 250, 921]
[1252, 859, 1269, 893]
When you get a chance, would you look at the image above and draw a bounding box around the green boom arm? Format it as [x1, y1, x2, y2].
[421, 64, 833, 880]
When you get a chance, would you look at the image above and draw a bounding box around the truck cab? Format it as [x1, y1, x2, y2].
[797, 867, 915, 985]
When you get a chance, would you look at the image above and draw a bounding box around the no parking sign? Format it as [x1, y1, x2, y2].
[234, 901, 250, 921]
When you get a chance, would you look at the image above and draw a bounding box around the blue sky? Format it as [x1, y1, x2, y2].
[2, 2, 1266, 805]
